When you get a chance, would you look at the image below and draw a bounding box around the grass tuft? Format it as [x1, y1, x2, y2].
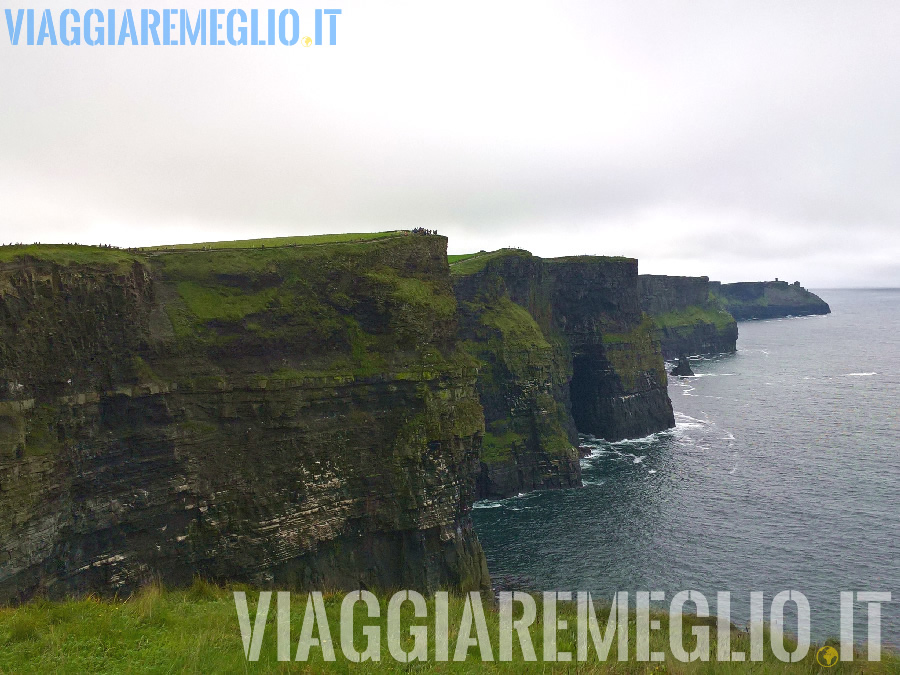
[7, 613, 41, 643]
[185, 578, 221, 603]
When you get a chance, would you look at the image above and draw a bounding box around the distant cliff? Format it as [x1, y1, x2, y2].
[712, 280, 830, 320]
[639, 275, 738, 359]
[0, 235, 489, 602]
[453, 251, 675, 499]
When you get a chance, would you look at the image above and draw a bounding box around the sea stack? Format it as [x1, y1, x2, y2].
[670, 355, 694, 376]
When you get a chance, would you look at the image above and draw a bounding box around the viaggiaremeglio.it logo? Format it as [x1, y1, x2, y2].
[4, 7, 342, 46]
[233, 589, 893, 664]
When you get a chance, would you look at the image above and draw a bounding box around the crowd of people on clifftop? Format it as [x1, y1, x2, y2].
[410, 227, 438, 235]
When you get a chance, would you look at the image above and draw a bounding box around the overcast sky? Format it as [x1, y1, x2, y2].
[2, 1, 899, 286]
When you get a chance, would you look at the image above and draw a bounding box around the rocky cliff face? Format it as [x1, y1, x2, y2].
[0, 235, 685, 600]
[0, 237, 490, 602]
[712, 280, 831, 320]
[452, 251, 581, 500]
[639, 275, 710, 316]
[639, 275, 738, 359]
[452, 251, 675, 498]
[547, 257, 674, 441]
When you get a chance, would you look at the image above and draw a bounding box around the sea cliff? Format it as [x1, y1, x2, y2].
[0, 235, 489, 602]
[712, 280, 831, 320]
[453, 251, 675, 499]
[639, 274, 738, 359]
[452, 251, 579, 499]
[0, 233, 680, 601]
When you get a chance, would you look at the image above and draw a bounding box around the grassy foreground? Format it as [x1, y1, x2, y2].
[1, 582, 896, 673]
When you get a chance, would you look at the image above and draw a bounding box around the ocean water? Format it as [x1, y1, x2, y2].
[472, 289, 900, 646]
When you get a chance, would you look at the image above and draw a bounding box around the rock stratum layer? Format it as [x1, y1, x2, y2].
[0, 237, 490, 602]
[452, 251, 675, 499]
[639, 275, 738, 359]
[711, 280, 831, 320]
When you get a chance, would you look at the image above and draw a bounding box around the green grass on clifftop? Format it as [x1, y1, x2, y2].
[544, 254, 634, 264]
[1, 582, 895, 673]
[449, 249, 533, 276]
[0, 244, 142, 270]
[447, 252, 481, 264]
[141, 231, 404, 251]
[0, 232, 410, 270]
[651, 305, 736, 332]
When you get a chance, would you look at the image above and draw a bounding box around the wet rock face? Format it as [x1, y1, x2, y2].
[0, 237, 490, 602]
[545, 257, 643, 336]
[639, 274, 738, 359]
[712, 280, 831, 320]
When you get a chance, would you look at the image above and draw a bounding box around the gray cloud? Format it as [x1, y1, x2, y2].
[1, 0, 899, 286]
